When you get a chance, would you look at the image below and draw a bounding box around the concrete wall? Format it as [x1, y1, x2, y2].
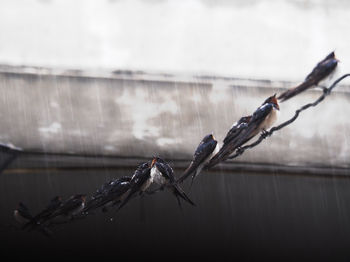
[0, 67, 349, 169]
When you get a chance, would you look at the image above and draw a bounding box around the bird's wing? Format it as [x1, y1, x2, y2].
[31, 202, 61, 222]
[100, 183, 130, 204]
[155, 162, 175, 182]
[85, 182, 131, 212]
[280, 57, 338, 102]
[232, 104, 273, 148]
[218, 123, 248, 157]
[117, 168, 151, 211]
[51, 198, 82, 217]
[222, 123, 245, 145]
[305, 57, 338, 83]
[178, 140, 217, 183]
[19, 204, 33, 220]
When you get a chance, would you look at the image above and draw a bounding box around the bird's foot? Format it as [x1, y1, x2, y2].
[236, 147, 244, 155]
[261, 129, 269, 139]
[316, 85, 329, 93]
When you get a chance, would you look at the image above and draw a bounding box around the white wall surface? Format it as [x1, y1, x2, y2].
[0, 0, 349, 80]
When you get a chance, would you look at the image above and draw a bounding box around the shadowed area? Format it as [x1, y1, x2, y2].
[2, 164, 350, 260]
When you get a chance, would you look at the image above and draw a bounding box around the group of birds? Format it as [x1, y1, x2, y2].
[180, 51, 339, 182]
[14, 156, 196, 236]
[13, 51, 339, 236]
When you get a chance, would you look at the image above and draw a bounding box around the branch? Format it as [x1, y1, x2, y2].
[226, 74, 350, 160]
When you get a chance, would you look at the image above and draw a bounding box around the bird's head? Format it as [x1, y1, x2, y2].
[202, 133, 216, 143]
[151, 157, 160, 168]
[264, 94, 279, 110]
[81, 195, 87, 202]
[326, 51, 335, 60]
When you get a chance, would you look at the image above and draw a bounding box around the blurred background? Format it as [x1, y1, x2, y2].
[0, 0, 350, 260]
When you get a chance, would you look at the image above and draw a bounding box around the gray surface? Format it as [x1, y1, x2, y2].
[0, 68, 349, 170]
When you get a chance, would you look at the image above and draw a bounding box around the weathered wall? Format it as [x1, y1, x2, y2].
[0, 68, 349, 168]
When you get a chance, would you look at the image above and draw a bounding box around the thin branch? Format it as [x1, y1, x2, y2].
[226, 74, 350, 161]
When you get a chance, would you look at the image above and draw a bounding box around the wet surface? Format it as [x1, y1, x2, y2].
[2, 165, 350, 260]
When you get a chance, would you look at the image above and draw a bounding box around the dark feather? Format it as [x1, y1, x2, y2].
[17, 202, 33, 220]
[24, 196, 62, 229]
[207, 124, 248, 168]
[279, 52, 338, 101]
[117, 164, 151, 211]
[170, 183, 195, 206]
[84, 181, 131, 212]
[178, 135, 217, 183]
[231, 103, 273, 148]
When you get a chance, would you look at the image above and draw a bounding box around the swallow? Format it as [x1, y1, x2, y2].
[278, 51, 339, 102]
[14, 202, 33, 225]
[151, 157, 195, 207]
[232, 94, 280, 149]
[83, 176, 131, 213]
[14, 202, 52, 237]
[177, 134, 218, 185]
[23, 196, 62, 229]
[117, 162, 152, 211]
[207, 116, 251, 168]
[42, 194, 86, 223]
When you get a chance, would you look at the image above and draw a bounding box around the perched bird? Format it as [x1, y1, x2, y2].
[117, 162, 152, 211]
[14, 202, 33, 225]
[23, 196, 62, 229]
[177, 134, 218, 185]
[278, 51, 339, 102]
[151, 157, 195, 207]
[42, 194, 86, 223]
[83, 176, 131, 213]
[222, 116, 252, 145]
[14, 202, 52, 237]
[232, 94, 280, 149]
[207, 116, 251, 168]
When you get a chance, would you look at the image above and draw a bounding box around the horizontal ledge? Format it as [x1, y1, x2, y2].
[2, 153, 349, 178]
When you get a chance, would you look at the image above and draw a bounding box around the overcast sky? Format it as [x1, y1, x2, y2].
[0, 0, 349, 80]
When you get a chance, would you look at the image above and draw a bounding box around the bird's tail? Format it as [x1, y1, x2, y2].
[177, 164, 195, 183]
[278, 81, 313, 102]
[170, 183, 196, 207]
[206, 152, 222, 169]
[206, 148, 229, 169]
